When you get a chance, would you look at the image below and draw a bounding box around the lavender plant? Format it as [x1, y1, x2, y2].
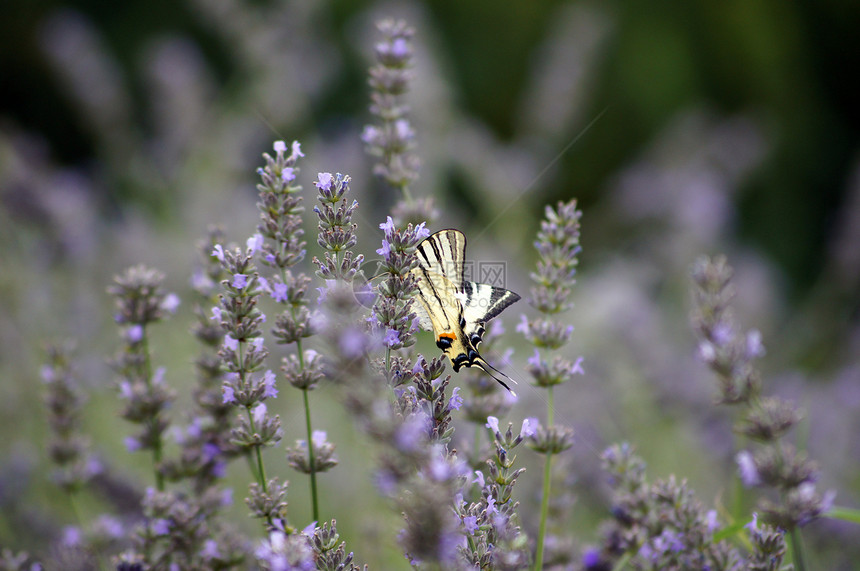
[17, 13, 860, 571]
[160, 228, 236, 493]
[211, 240, 284, 528]
[362, 19, 437, 226]
[518, 200, 584, 568]
[42, 343, 97, 496]
[108, 264, 180, 492]
[690, 255, 835, 568]
[254, 140, 332, 525]
[585, 442, 787, 570]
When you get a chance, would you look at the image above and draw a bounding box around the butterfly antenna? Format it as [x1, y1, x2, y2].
[473, 356, 518, 397]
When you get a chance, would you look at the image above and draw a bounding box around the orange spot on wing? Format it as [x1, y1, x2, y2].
[438, 333, 456, 341]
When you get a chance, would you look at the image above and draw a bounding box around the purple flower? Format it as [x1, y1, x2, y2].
[383, 328, 400, 347]
[281, 167, 296, 183]
[118, 381, 133, 400]
[746, 329, 765, 358]
[485, 416, 500, 434]
[516, 314, 529, 335]
[151, 518, 170, 536]
[736, 450, 761, 487]
[252, 403, 267, 425]
[485, 495, 497, 515]
[361, 125, 381, 145]
[262, 370, 278, 399]
[202, 442, 220, 462]
[390, 37, 409, 58]
[152, 367, 166, 386]
[379, 216, 396, 235]
[570, 356, 585, 376]
[463, 515, 478, 535]
[161, 293, 180, 313]
[302, 521, 318, 537]
[94, 515, 124, 539]
[376, 239, 392, 259]
[223, 334, 239, 351]
[62, 526, 82, 546]
[428, 454, 452, 481]
[125, 436, 141, 452]
[127, 324, 144, 343]
[521, 417, 539, 438]
[528, 349, 542, 368]
[211, 306, 222, 321]
[291, 140, 304, 158]
[306, 432, 325, 451]
[393, 118, 414, 141]
[316, 285, 328, 305]
[712, 322, 733, 347]
[473, 470, 485, 488]
[247, 233, 264, 254]
[251, 337, 265, 352]
[448, 387, 463, 411]
[414, 223, 430, 240]
[412, 356, 426, 376]
[232, 274, 248, 289]
[273, 141, 287, 153]
[201, 539, 220, 560]
[315, 172, 333, 191]
[212, 244, 225, 262]
[745, 513, 759, 531]
[582, 548, 601, 568]
[222, 384, 236, 404]
[705, 510, 719, 533]
[339, 327, 367, 358]
[396, 414, 428, 452]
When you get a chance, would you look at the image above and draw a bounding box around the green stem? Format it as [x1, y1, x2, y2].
[303, 388, 320, 523]
[789, 528, 806, 571]
[534, 450, 553, 570]
[295, 330, 320, 523]
[140, 329, 164, 492]
[534, 386, 555, 571]
[246, 405, 268, 491]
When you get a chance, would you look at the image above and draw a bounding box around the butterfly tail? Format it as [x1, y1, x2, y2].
[472, 356, 518, 397]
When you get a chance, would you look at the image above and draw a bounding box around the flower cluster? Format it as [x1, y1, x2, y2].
[132, 486, 246, 569]
[362, 22, 419, 191]
[211, 240, 284, 527]
[362, 19, 436, 227]
[371, 216, 428, 357]
[42, 343, 99, 493]
[518, 200, 584, 568]
[312, 172, 363, 282]
[585, 443, 786, 570]
[161, 228, 236, 492]
[108, 264, 179, 491]
[256, 140, 307, 271]
[690, 255, 833, 530]
[287, 430, 338, 474]
[456, 417, 534, 569]
[404, 355, 460, 444]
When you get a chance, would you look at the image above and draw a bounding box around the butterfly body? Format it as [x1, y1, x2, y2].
[410, 229, 520, 391]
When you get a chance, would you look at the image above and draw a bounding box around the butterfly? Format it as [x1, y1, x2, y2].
[410, 229, 521, 393]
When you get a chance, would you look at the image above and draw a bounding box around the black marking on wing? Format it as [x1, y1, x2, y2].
[417, 266, 454, 330]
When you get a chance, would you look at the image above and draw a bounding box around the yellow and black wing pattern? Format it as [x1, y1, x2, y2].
[411, 229, 520, 392]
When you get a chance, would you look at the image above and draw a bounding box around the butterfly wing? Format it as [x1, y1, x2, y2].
[461, 281, 521, 348]
[411, 229, 520, 393]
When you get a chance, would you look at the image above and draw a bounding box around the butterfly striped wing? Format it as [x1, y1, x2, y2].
[461, 281, 521, 348]
[411, 229, 520, 392]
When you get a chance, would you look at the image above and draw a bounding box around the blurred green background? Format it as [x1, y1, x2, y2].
[2, 0, 859, 567]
